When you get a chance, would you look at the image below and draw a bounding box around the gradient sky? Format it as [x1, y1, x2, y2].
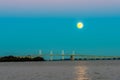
[0, 0, 120, 56]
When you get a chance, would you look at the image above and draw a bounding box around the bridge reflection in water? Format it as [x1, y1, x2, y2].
[75, 66, 89, 80]
[36, 50, 120, 61]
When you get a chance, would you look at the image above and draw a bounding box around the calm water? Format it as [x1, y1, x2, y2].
[0, 61, 120, 80]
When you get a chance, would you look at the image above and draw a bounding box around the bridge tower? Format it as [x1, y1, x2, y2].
[39, 50, 42, 57]
[50, 50, 53, 61]
[61, 50, 65, 60]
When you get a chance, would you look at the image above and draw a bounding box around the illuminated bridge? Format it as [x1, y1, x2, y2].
[27, 50, 120, 61]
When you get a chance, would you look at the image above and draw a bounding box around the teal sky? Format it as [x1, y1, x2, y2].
[0, 0, 120, 56]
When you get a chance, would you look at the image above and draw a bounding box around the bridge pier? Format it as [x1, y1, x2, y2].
[70, 51, 75, 61]
[70, 55, 74, 61]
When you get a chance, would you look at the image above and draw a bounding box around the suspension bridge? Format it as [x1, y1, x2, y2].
[29, 50, 120, 61]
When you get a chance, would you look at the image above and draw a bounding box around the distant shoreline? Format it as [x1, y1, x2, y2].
[0, 55, 120, 62]
[0, 55, 45, 62]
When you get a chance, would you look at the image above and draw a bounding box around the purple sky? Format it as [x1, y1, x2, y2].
[0, 0, 120, 17]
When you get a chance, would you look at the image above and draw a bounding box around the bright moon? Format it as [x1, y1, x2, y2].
[77, 22, 84, 29]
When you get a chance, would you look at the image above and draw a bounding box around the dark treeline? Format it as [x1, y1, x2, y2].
[0, 56, 45, 62]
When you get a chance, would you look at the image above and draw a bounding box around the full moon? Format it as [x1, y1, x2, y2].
[77, 22, 84, 29]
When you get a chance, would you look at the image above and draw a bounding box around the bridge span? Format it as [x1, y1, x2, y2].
[17, 50, 120, 61]
[37, 50, 120, 61]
